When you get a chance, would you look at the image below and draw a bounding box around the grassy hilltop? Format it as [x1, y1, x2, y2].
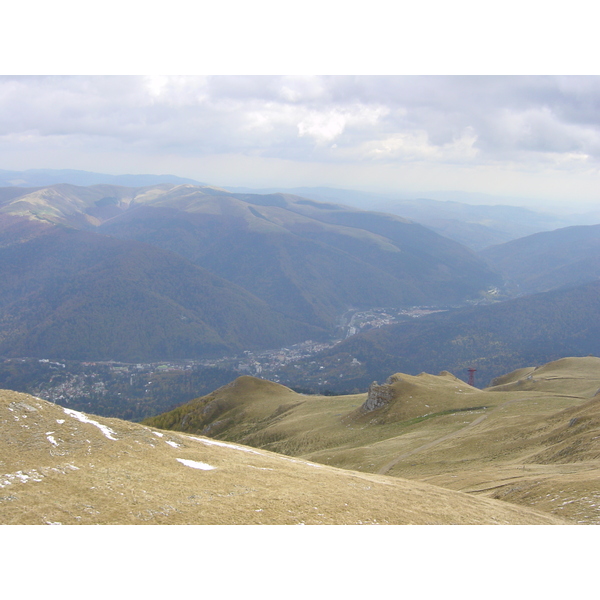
[144, 356, 600, 524]
[0, 388, 563, 525]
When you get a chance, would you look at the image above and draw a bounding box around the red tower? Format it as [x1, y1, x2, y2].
[467, 368, 476, 387]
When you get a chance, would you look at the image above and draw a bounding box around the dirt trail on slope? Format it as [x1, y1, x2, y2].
[377, 398, 526, 475]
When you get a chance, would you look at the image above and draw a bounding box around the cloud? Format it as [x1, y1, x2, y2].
[297, 105, 388, 145]
[0, 75, 599, 202]
[2, 75, 598, 159]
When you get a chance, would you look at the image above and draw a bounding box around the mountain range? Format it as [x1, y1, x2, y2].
[4, 169, 595, 250]
[0, 182, 500, 361]
[480, 223, 600, 294]
[228, 185, 591, 250]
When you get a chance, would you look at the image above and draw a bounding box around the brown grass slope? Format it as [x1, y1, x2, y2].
[417, 384, 600, 524]
[144, 371, 510, 458]
[0, 390, 564, 525]
[488, 356, 600, 397]
[145, 357, 600, 523]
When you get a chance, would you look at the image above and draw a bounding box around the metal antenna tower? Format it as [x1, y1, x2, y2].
[467, 367, 476, 387]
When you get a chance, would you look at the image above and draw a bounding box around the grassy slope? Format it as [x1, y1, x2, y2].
[0, 389, 564, 525]
[144, 357, 600, 523]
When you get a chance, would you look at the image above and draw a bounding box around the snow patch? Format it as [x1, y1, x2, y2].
[166, 440, 181, 448]
[176, 458, 216, 471]
[185, 435, 264, 456]
[278, 456, 324, 468]
[63, 408, 118, 440]
[185, 434, 323, 467]
[152, 431, 164, 438]
[49, 464, 79, 474]
[56, 419, 65, 424]
[46, 434, 58, 446]
[0, 469, 44, 488]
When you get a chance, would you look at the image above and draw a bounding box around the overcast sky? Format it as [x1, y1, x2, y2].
[2, 0, 599, 212]
[1, 75, 598, 207]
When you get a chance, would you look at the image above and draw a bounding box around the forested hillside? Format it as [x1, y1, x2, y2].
[2, 184, 501, 328]
[0, 220, 322, 361]
[274, 280, 600, 392]
[480, 224, 600, 294]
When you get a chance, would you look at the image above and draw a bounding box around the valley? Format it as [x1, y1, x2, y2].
[0, 303, 476, 420]
[2, 182, 600, 417]
[1, 177, 600, 526]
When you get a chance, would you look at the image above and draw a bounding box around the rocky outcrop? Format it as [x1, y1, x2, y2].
[362, 377, 397, 412]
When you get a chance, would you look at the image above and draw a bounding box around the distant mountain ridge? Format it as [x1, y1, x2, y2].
[3, 172, 591, 250]
[273, 279, 600, 392]
[480, 224, 600, 294]
[0, 183, 501, 342]
[0, 168, 205, 188]
[226, 185, 586, 250]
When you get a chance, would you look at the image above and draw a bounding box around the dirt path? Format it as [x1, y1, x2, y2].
[377, 398, 526, 475]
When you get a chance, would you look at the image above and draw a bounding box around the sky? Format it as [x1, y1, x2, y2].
[2, 3, 599, 211]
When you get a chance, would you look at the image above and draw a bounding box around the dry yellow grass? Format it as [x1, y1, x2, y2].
[145, 356, 600, 523]
[0, 389, 564, 525]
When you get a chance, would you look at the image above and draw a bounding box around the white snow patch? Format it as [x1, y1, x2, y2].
[166, 440, 181, 448]
[152, 431, 164, 438]
[185, 434, 323, 467]
[56, 419, 65, 424]
[46, 434, 59, 446]
[176, 458, 216, 471]
[185, 435, 265, 456]
[63, 408, 118, 440]
[278, 456, 324, 468]
[0, 469, 44, 488]
[47, 464, 79, 473]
